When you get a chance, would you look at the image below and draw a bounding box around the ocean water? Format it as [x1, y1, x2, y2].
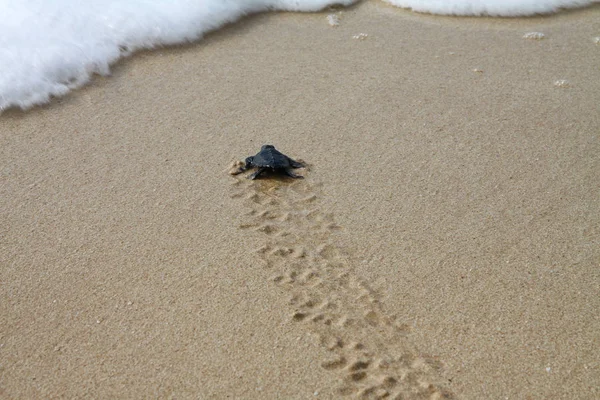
[0, 0, 597, 112]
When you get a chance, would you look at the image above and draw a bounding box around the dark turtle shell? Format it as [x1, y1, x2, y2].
[251, 145, 292, 168]
[234, 145, 304, 179]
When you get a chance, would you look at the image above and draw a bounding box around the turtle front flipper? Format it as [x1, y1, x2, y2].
[248, 167, 267, 180]
[284, 168, 304, 179]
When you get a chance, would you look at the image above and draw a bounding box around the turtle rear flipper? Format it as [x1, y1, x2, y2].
[284, 168, 304, 179]
[289, 159, 304, 169]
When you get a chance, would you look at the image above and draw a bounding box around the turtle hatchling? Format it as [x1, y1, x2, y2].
[233, 145, 305, 180]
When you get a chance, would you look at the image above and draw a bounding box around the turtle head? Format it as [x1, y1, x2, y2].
[261, 144, 275, 151]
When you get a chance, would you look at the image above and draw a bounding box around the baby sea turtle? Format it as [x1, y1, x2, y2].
[233, 145, 305, 180]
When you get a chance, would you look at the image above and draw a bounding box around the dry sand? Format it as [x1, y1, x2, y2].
[1, 1, 599, 399]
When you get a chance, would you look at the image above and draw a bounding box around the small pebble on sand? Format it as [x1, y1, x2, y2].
[327, 14, 339, 27]
[554, 79, 570, 88]
[523, 32, 545, 40]
[228, 160, 245, 175]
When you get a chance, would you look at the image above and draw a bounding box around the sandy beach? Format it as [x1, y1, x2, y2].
[1, 1, 599, 398]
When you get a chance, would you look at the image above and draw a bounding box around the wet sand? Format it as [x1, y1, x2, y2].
[1, 2, 599, 398]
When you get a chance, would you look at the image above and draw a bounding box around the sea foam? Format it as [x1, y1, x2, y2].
[384, 0, 597, 16]
[0, 0, 597, 111]
[0, 0, 355, 111]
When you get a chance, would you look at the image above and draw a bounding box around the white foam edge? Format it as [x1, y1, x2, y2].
[383, 0, 598, 17]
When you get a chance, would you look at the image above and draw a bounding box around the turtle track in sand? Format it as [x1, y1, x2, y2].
[230, 174, 453, 399]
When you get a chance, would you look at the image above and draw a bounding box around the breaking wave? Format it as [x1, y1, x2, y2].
[0, 0, 597, 111]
